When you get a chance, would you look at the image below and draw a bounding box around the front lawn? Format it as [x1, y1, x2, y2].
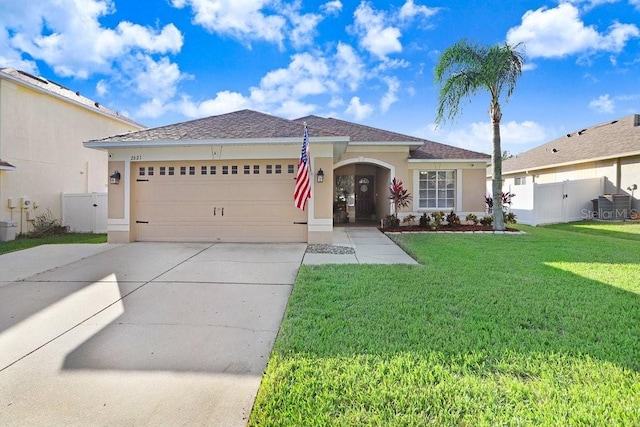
[0, 233, 107, 255]
[250, 225, 640, 426]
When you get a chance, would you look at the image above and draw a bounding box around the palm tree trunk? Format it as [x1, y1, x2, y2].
[490, 101, 505, 231]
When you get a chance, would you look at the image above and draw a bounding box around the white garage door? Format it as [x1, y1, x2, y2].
[133, 160, 308, 242]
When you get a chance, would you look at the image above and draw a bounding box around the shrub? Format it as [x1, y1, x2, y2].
[465, 213, 479, 225]
[419, 213, 431, 229]
[402, 214, 416, 226]
[29, 209, 69, 237]
[446, 210, 461, 226]
[385, 214, 400, 229]
[432, 211, 445, 228]
[480, 215, 493, 227]
[505, 212, 517, 224]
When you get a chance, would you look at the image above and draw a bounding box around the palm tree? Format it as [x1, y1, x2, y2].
[434, 39, 525, 230]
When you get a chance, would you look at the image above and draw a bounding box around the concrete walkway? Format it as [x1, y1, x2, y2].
[303, 226, 418, 265]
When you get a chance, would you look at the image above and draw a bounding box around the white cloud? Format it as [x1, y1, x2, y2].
[171, 0, 327, 49]
[4, 0, 183, 79]
[321, 1, 343, 15]
[345, 96, 374, 120]
[352, 2, 402, 60]
[334, 42, 366, 91]
[589, 94, 615, 113]
[418, 120, 547, 153]
[171, 0, 286, 47]
[380, 76, 399, 112]
[96, 79, 109, 96]
[506, 3, 639, 58]
[398, 0, 439, 21]
[0, 0, 186, 121]
[178, 91, 252, 118]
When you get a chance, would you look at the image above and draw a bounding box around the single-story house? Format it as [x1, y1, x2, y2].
[492, 113, 640, 224]
[0, 68, 144, 236]
[85, 109, 490, 244]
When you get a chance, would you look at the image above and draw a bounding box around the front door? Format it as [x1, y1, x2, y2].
[355, 175, 374, 220]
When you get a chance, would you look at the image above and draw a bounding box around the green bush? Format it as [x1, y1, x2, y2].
[419, 213, 431, 228]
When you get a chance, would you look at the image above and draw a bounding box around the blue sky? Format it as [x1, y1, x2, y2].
[1, 0, 639, 155]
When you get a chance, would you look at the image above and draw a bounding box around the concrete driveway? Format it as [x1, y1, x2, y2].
[0, 242, 306, 426]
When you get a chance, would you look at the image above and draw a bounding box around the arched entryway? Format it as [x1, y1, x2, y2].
[333, 158, 394, 224]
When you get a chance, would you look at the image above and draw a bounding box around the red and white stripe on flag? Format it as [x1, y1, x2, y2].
[294, 125, 311, 210]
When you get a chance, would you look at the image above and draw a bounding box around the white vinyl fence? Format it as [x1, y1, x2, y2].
[502, 178, 604, 226]
[61, 192, 108, 233]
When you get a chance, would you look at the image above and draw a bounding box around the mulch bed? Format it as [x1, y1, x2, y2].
[382, 225, 521, 233]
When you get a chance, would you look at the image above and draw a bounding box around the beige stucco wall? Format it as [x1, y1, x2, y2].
[0, 78, 142, 233]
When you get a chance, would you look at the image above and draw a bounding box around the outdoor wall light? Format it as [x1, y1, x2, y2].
[316, 168, 324, 183]
[110, 170, 121, 185]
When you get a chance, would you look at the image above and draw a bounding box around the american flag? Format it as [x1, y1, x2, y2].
[294, 124, 311, 210]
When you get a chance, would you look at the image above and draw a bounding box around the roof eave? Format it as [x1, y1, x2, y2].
[84, 136, 350, 149]
[408, 158, 490, 163]
[0, 70, 144, 129]
[502, 149, 640, 175]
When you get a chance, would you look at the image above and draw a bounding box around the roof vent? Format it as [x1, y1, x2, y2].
[552, 148, 559, 153]
[566, 133, 571, 137]
[94, 102, 100, 108]
[75, 91, 80, 96]
[578, 129, 587, 135]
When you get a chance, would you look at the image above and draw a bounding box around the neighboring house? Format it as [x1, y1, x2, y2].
[492, 113, 640, 224]
[0, 68, 145, 235]
[85, 109, 490, 244]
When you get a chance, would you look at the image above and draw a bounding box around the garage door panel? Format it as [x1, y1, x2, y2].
[133, 161, 308, 242]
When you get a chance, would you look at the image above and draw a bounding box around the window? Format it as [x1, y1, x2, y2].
[189, 166, 195, 175]
[210, 166, 216, 175]
[275, 164, 282, 174]
[168, 167, 175, 176]
[266, 165, 272, 174]
[253, 165, 260, 174]
[222, 166, 228, 175]
[244, 165, 250, 175]
[139, 167, 145, 176]
[201, 166, 207, 175]
[515, 176, 527, 185]
[180, 166, 186, 175]
[231, 165, 238, 175]
[160, 166, 166, 175]
[419, 170, 456, 209]
[287, 164, 294, 174]
[148, 167, 154, 176]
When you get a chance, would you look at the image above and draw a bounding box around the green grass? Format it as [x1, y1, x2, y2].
[543, 220, 640, 242]
[0, 233, 107, 255]
[250, 225, 640, 426]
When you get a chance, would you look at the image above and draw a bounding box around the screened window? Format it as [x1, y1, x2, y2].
[419, 170, 456, 209]
[514, 176, 526, 185]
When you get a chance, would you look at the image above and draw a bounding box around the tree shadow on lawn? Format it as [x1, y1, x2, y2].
[278, 231, 640, 374]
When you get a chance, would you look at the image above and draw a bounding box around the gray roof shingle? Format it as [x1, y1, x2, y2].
[88, 108, 491, 161]
[90, 109, 341, 142]
[295, 115, 490, 160]
[503, 114, 640, 173]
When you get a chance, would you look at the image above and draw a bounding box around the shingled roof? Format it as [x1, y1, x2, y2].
[87, 109, 491, 161]
[0, 68, 143, 128]
[503, 114, 640, 174]
[295, 115, 490, 160]
[90, 109, 341, 143]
